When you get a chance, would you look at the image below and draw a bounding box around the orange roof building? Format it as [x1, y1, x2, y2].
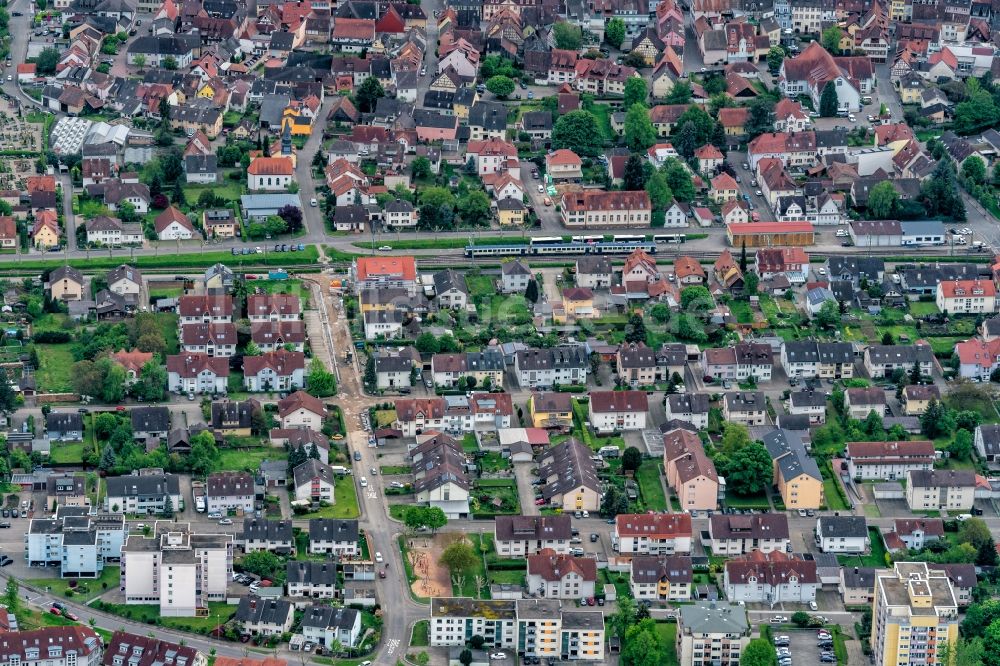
[352, 256, 419, 293]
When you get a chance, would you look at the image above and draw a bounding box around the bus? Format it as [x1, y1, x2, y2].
[530, 236, 565, 246]
[612, 234, 646, 243]
[571, 235, 604, 244]
[653, 234, 686, 244]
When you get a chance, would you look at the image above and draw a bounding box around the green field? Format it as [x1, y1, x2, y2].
[94, 601, 235, 631]
[32, 313, 71, 333]
[637, 460, 668, 511]
[410, 620, 429, 646]
[216, 446, 285, 473]
[35, 343, 75, 392]
[0, 246, 320, 272]
[154, 312, 180, 355]
[148, 285, 183, 299]
[838, 527, 888, 568]
[182, 179, 245, 204]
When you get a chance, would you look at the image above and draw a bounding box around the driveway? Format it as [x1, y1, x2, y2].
[513, 462, 539, 516]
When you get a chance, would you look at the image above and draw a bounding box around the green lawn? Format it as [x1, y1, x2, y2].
[389, 504, 409, 521]
[94, 601, 235, 631]
[461, 433, 479, 453]
[300, 476, 360, 519]
[29, 566, 119, 600]
[909, 301, 940, 317]
[837, 528, 889, 568]
[636, 460, 668, 511]
[453, 534, 488, 597]
[465, 274, 495, 302]
[216, 447, 285, 473]
[380, 465, 412, 475]
[724, 492, 770, 509]
[49, 442, 85, 464]
[153, 313, 180, 355]
[182, 180, 244, 204]
[479, 451, 511, 473]
[410, 620, 429, 646]
[148, 285, 183, 300]
[654, 622, 679, 666]
[35, 343, 75, 392]
[7, 247, 320, 272]
[16, 608, 78, 631]
[32, 313, 71, 333]
[488, 569, 526, 589]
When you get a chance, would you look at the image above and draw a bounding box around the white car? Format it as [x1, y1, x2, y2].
[836, 230, 848, 237]
[817, 268, 827, 276]
[377, 245, 392, 251]
[309, 198, 317, 207]
[537, 184, 544, 193]
[375, 552, 384, 563]
[360, 477, 368, 487]
[755, 190, 763, 196]
[848, 114, 857, 122]
[809, 600, 818, 611]
[582, 510, 589, 518]
[961, 228, 972, 235]
[490, 653, 506, 660]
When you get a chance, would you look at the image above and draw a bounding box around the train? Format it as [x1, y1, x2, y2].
[465, 240, 659, 257]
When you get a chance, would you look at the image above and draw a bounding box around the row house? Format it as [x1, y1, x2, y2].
[393, 392, 514, 437]
[286, 561, 337, 598]
[701, 342, 773, 382]
[308, 518, 359, 557]
[863, 343, 935, 379]
[248, 294, 300, 322]
[243, 518, 294, 555]
[430, 349, 505, 388]
[779, 340, 855, 379]
[495, 515, 572, 558]
[629, 555, 693, 602]
[724, 550, 819, 604]
[166, 353, 229, 394]
[514, 347, 588, 388]
[178, 295, 233, 325]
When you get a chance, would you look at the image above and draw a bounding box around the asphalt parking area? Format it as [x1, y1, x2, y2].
[779, 628, 833, 666]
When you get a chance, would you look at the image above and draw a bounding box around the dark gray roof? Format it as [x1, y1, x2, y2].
[908, 469, 976, 488]
[309, 518, 359, 543]
[243, 518, 293, 543]
[790, 390, 827, 408]
[666, 393, 710, 414]
[293, 459, 335, 489]
[841, 566, 877, 589]
[516, 346, 588, 371]
[865, 344, 935, 366]
[301, 605, 360, 630]
[817, 515, 868, 539]
[46, 412, 82, 432]
[106, 473, 180, 498]
[286, 561, 337, 586]
[978, 424, 1000, 455]
[131, 406, 170, 433]
[234, 597, 292, 626]
[762, 428, 821, 482]
[495, 515, 571, 542]
[724, 391, 765, 412]
[433, 269, 468, 296]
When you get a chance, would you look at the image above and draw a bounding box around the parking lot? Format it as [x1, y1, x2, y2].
[777, 628, 836, 666]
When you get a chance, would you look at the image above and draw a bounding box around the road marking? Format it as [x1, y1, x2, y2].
[367, 490, 377, 500]
[386, 639, 400, 655]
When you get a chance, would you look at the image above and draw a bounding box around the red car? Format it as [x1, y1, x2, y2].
[49, 608, 61, 616]
[534, 498, 545, 506]
[65, 612, 79, 621]
[115, 406, 126, 412]
[379, 570, 386, 579]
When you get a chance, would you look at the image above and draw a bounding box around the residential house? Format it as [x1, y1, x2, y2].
[495, 515, 572, 557]
[166, 353, 229, 395]
[300, 606, 362, 649]
[529, 392, 574, 430]
[131, 406, 170, 442]
[536, 439, 600, 512]
[525, 552, 597, 600]
[762, 429, 824, 510]
[154, 206, 197, 240]
[293, 459, 335, 503]
[286, 561, 337, 598]
[277, 391, 326, 430]
[722, 392, 767, 426]
[234, 597, 294, 637]
[724, 550, 818, 604]
[786, 390, 827, 424]
[815, 516, 869, 553]
[629, 555, 693, 602]
[844, 387, 887, 419]
[863, 343, 935, 379]
[614, 513, 693, 555]
[47, 266, 85, 301]
[664, 394, 711, 429]
[500, 260, 531, 294]
[905, 469, 976, 512]
[575, 256, 613, 289]
[709, 514, 790, 556]
[588, 390, 648, 433]
[46, 412, 84, 441]
[845, 440, 935, 480]
[308, 518, 359, 556]
[206, 471, 255, 514]
[243, 518, 294, 554]
[243, 350, 306, 392]
[514, 347, 588, 389]
[662, 428, 719, 513]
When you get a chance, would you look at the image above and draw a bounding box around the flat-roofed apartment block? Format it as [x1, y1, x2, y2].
[871, 562, 958, 666]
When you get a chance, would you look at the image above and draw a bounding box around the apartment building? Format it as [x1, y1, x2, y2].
[779, 340, 854, 379]
[514, 347, 588, 388]
[936, 279, 997, 314]
[26, 506, 125, 577]
[845, 440, 935, 480]
[905, 470, 976, 512]
[614, 513, 693, 555]
[495, 515, 572, 557]
[701, 342, 773, 383]
[863, 343, 935, 379]
[3, 627, 102, 666]
[537, 439, 600, 512]
[708, 514, 790, 556]
[763, 429, 824, 510]
[559, 190, 651, 228]
[206, 472, 255, 515]
[104, 472, 182, 515]
[103, 632, 204, 666]
[588, 390, 648, 433]
[121, 522, 233, 616]
[871, 563, 958, 666]
[724, 550, 819, 604]
[663, 428, 720, 513]
[629, 555, 693, 602]
[525, 552, 597, 599]
[677, 602, 750, 666]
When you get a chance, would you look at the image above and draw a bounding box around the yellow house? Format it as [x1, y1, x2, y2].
[890, 0, 909, 21]
[840, 25, 856, 54]
[47, 266, 85, 301]
[898, 77, 925, 105]
[766, 430, 824, 510]
[31, 219, 60, 249]
[496, 198, 526, 226]
[529, 392, 574, 429]
[561, 287, 595, 319]
[453, 89, 478, 120]
[902, 384, 941, 416]
[281, 109, 312, 137]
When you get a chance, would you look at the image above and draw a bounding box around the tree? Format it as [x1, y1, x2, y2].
[949, 429, 975, 462]
[624, 313, 646, 343]
[307, 359, 337, 397]
[457, 190, 492, 227]
[439, 540, 477, 574]
[921, 398, 957, 439]
[623, 77, 647, 110]
[485, 75, 515, 98]
[621, 619, 666, 666]
[739, 241, 747, 272]
[664, 80, 692, 105]
[622, 446, 642, 472]
[188, 430, 220, 477]
[881, 332, 895, 346]
[680, 285, 712, 310]
[673, 106, 716, 147]
[791, 611, 812, 627]
[553, 110, 604, 158]
[36, 48, 60, 75]
[741, 638, 777, 666]
[600, 485, 630, 517]
[4, 579, 18, 616]
[623, 154, 646, 191]
[133, 54, 146, 71]
[605, 17, 626, 49]
[162, 55, 178, 70]
[766, 46, 785, 74]
[99, 444, 117, 472]
[922, 156, 966, 221]
[102, 363, 127, 403]
[553, 21, 582, 50]
[939, 638, 986, 666]
[241, 551, 282, 579]
[724, 443, 772, 496]
[820, 82, 839, 117]
[984, 620, 1000, 666]
[954, 88, 1000, 136]
[963, 155, 988, 184]
[356, 77, 385, 113]
[276, 205, 303, 233]
[821, 26, 843, 53]
[609, 596, 636, 640]
[524, 279, 539, 303]
[864, 180, 899, 219]
[624, 104, 657, 152]
[745, 98, 776, 140]
[480, 56, 517, 80]
[964, 600, 1000, 638]
[719, 422, 751, 454]
[411, 156, 431, 180]
[674, 121, 697, 159]
[415, 332, 441, 354]
[363, 355, 377, 391]
[645, 170, 673, 210]
[662, 159, 695, 201]
[138, 361, 166, 402]
[458, 649, 473, 666]
[815, 299, 841, 329]
[743, 272, 759, 296]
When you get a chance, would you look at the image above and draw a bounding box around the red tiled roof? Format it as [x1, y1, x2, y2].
[355, 256, 417, 281]
[616, 512, 692, 537]
[938, 279, 996, 299]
